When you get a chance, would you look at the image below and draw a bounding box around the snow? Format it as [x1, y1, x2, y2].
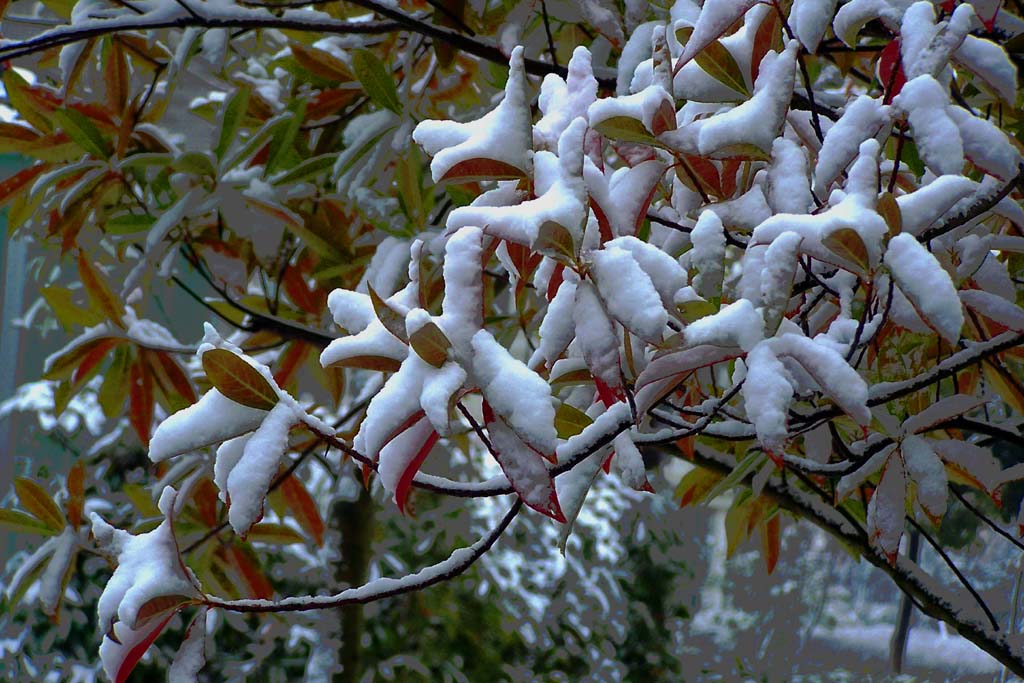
[946, 105, 1021, 180]
[790, 0, 838, 52]
[214, 435, 249, 504]
[902, 435, 947, 520]
[320, 289, 408, 368]
[226, 402, 296, 536]
[677, 0, 759, 67]
[584, 158, 666, 238]
[883, 233, 964, 343]
[91, 487, 199, 638]
[439, 226, 484, 350]
[148, 389, 268, 463]
[684, 300, 764, 352]
[661, 42, 797, 158]
[471, 330, 558, 456]
[534, 47, 598, 151]
[573, 281, 622, 388]
[589, 245, 668, 341]
[37, 527, 76, 616]
[412, 46, 532, 183]
[742, 342, 794, 452]
[866, 452, 906, 560]
[690, 210, 726, 299]
[760, 231, 803, 333]
[588, 68, 673, 136]
[813, 95, 889, 195]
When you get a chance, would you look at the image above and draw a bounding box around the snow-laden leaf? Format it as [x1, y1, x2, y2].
[772, 333, 871, 426]
[573, 281, 622, 389]
[932, 440, 1002, 497]
[413, 47, 531, 183]
[92, 488, 201, 683]
[378, 416, 439, 513]
[837, 445, 895, 501]
[168, 609, 209, 683]
[812, 95, 890, 195]
[149, 389, 268, 463]
[472, 330, 557, 456]
[743, 342, 793, 452]
[902, 435, 947, 523]
[534, 46, 598, 151]
[893, 75, 963, 177]
[446, 119, 588, 255]
[677, 0, 759, 67]
[590, 245, 668, 341]
[760, 231, 803, 334]
[690, 209, 726, 299]
[634, 345, 738, 414]
[884, 233, 963, 344]
[532, 275, 578, 367]
[954, 35, 1018, 105]
[584, 158, 666, 239]
[790, 0, 838, 52]
[960, 290, 1024, 333]
[902, 393, 989, 435]
[485, 405, 564, 521]
[610, 432, 652, 491]
[867, 453, 906, 563]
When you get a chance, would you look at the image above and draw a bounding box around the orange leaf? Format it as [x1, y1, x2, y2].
[280, 474, 325, 546]
[133, 594, 196, 629]
[226, 544, 274, 599]
[14, 478, 66, 531]
[77, 252, 125, 328]
[760, 513, 781, 574]
[395, 424, 440, 514]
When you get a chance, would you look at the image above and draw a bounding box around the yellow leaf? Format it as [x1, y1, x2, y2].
[14, 478, 66, 531]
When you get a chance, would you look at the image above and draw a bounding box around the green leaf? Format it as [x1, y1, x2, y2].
[105, 213, 155, 235]
[592, 116, 657, 145]
[694, 39, 749, 96]
[53, 108, 111, 158]
[272, 153, 337, 186]
[172, 151, 216, 177]
[554, 402, 593, 439]
[701, 451, 768, 505]
[3, 70, 52, 133]
[215, 85, 251, 161]
[99, 345, 132, 418]
[247, 522, 306, 545]
[40, 285, 103, 329]
[823, 227, 869, 272]
[266, 100, 307, 176]
[202, 349, 279, 410]
[352, 48, 402, 114]
[0, 508, 60, 536]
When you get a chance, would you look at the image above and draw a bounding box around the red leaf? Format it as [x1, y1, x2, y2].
[151, 351, 197, 405]
[71, 338, 119, 385]
[128, 360, 154, 445]
[0, 163, 49, 207]
[547, 263, 565, 303]
[273, 342, 310, 389]
[394, 425, 440, 514]
[878, 40, 905, 104]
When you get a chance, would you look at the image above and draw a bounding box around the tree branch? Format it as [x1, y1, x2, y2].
[204, 498, 522, 612]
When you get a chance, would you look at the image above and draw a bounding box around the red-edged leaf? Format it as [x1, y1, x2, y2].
[547, 263, 565, 303]
[134, 594, 196, 629]
[111, 612, 178, 683]
[0, 164, 49, 208]
[128, 359, 154, 445]
[150, 350, 197, 406]
[72, 337, 119, 385]
[280, 473, 325, 546]
[395, 426, 440, 514]
[751, 8, 783, 84]
[439, 158, 527, 184]
[273, 342, 310, 389]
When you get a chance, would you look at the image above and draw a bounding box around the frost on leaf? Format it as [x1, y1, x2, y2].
[412, 46, 532, 183]
[883, 233, 963, 344]
[92, 488, 201, 683]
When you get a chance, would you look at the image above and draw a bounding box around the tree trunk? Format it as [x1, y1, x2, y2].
[889, 529, 921, 674]
[332, 485, 375, 683]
